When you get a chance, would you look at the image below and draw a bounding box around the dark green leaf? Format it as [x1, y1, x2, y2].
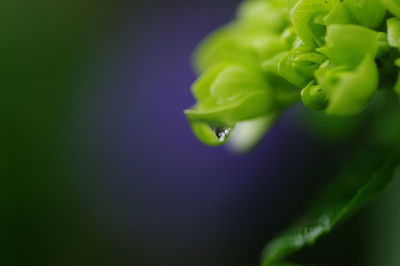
[260, 151, 400, 266]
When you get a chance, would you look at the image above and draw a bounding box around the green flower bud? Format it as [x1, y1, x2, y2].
[263, 46, 326, 88]
[185, 63, 277, 146]
[185, 0, 398, 148]
[301, 81, 328, 110]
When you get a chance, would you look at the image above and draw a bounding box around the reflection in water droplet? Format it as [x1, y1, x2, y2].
[213, 127, 231, 142]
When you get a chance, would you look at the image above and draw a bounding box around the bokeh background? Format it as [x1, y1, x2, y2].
[3, 0, 400, 266]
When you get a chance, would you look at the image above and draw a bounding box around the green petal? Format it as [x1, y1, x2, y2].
[237, 0, 289, 34]
[343, 0, 386, 29]
[193, 26, 257, 74]
[186, 63, 278, 146]
[290, 0, 339, 46]
[228, 113, 280, 153]
[381, 0, 400, 17]
[317, 24, 379, 68]
[322, 55, 378, 115]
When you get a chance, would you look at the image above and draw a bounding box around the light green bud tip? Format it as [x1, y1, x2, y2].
[301, 81, 328, 110]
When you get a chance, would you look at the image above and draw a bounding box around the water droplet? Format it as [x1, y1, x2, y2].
[213, 127, 231, 142]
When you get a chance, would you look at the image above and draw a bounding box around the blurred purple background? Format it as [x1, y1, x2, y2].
[3, 1, 332, 265]
[65, 1, 330, 265]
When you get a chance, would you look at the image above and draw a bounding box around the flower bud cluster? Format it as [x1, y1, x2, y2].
[185, 0, 399, 147]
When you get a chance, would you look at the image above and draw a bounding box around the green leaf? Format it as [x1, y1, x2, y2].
[260, 152, 400, 266]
